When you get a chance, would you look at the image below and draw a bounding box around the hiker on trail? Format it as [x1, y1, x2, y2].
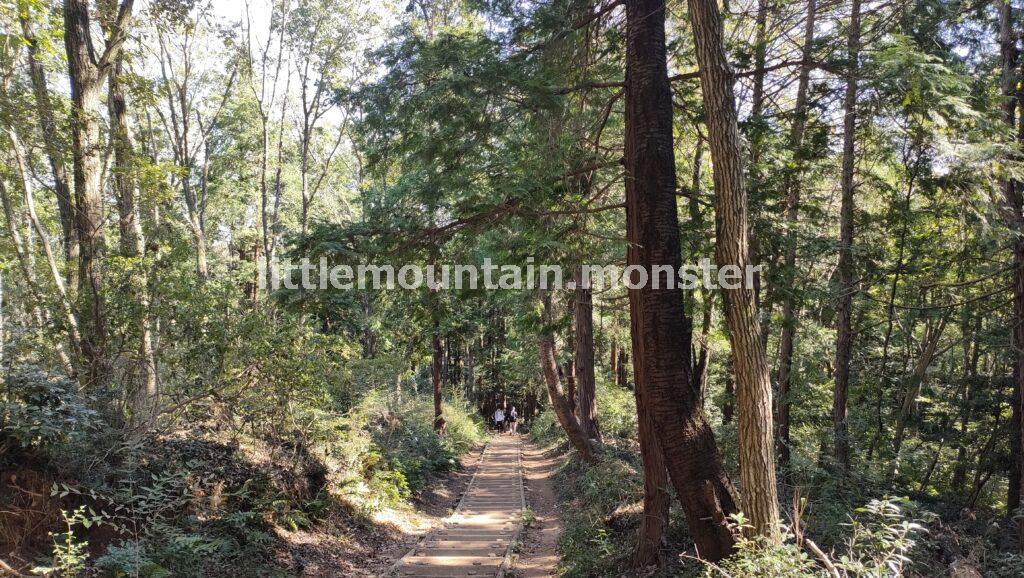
[508, 406, 519, 434]
[493, 407, 505, 432]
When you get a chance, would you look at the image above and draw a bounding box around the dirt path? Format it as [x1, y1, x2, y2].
[392, 436, 525, 577]
[508, 440, 561, 577]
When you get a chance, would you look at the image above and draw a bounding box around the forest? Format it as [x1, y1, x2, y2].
[2, 0, 1024, 576]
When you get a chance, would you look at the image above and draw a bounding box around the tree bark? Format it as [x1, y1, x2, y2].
[109, 55, 159, 425]
[19, 8, 78, 278]
[833, 0, 861, 474]
[575, 275, 601, 441]
[63, 0, 135, 388]
[0, 169, 75, 376]
[775, 0, 817, 473]
[624, 0, 737, 560]
[539, 291, 598, 463]
[999, 0, 1024, 519]
[890, 315, 949, 460]
[632, 384, 669, 567]
[686, 0, 781, 540]
[610, 338, 619, 385]
[952, 315, 981, 494]
[432, 330, 445, 432]
[618, 349, 629, 388]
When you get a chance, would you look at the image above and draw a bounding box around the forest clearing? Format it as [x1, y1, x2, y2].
[4, 0, 1024, 576]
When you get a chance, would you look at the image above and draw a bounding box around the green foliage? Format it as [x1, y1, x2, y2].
[0, 368, 100, 454]
[549, 443, 645, 577]
[699, 497, 931, 578]
[333, 391, 484, 505]
[836, 497, 928, 577]
[705, 516, 817, 578]
[33, 507, 92, 578]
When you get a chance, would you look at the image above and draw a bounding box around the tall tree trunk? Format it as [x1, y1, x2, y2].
[833, 0, 861, 474]
[632, 384, 669, 567]
[610, 338, 619, 385]
[618, 349, 629, 387]
[539, 291, 598, 463]
[432, 330, 445, 432]
[0, 172, 75, 376]
[999, 0, 1024, 518]
[624, 0, 737, 560]
[687, 0, 781, 540]
[109, 55, 159, 424]
[694, 289, 715, 402]
[19, 8, 78, 280]
[6, 127, 83, 367]
[63, 0, 134, 388]
[952, 315, 981, 494]
[891, 316, 949, 460]
[775, 0, 817, 473]
[563, 361, 577, 416]
[575, 275, 601, 441]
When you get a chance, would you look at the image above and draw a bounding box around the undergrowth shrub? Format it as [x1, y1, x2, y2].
[701, 497, 929, 578]
[332, 391, 485, 505]
[552, 442, 645, 577]
[0, 367, 100, 457]
[2, 361, 484, 576]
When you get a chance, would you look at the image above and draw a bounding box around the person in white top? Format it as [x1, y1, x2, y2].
[493, 407, 505, 432]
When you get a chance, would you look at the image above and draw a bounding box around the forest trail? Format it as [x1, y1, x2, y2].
[392, 435, 527, 577]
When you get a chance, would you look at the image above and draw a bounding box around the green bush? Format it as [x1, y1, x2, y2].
[0, 367, 100, 455]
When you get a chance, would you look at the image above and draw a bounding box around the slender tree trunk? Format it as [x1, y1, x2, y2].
[833, 0, 861, 474]
[694, 290, 715, 402]
[19, 9, 78, 280]
[110, 55, 159, 424]
[891, 316, 949, 459]
[775, 0, 817, 473]
[7, 129, 83, 362]
[686, 0, 780, 539]
[952, 316, 981, 494]
[575, 274, 601, 441]
[539, 291, 598, 463]
[624, 0, 737, 559]
[563, 361, 577, 416]
[723, 367, 735, 424]
[0, 174, 75, 376]
[432, 330, 445, 432]
[618, 349, 629, 388]
[610, 338, 619, 385]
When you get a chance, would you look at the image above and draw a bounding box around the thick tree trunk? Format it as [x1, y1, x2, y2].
[686, 0, 780, 539]
[624, 0, 737, 560]
[575, 278, 601, 441]
[833, 0, 861, 474]
[775, 0, 817, 473]
[110, 56, 159, 424]
[64, 0, 134, 388]
[999, 0, 1024, 518]
[632, 385, 669, 567]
